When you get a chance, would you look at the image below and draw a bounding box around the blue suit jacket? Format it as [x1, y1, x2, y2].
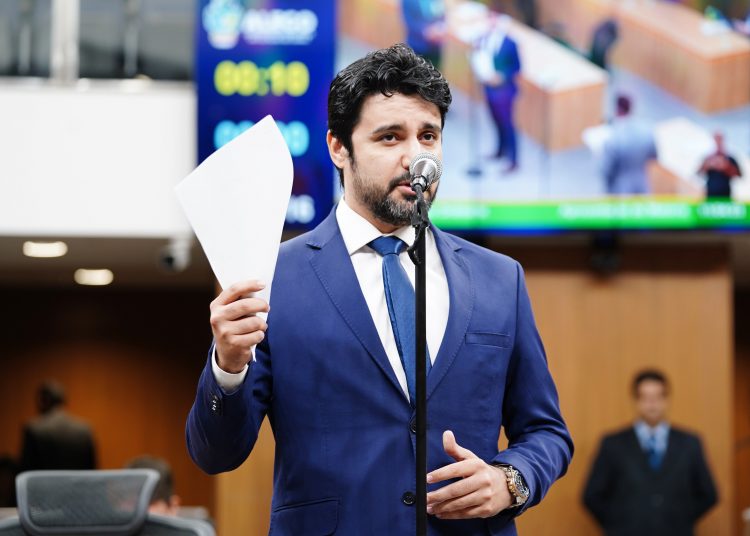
[492, 37, 520, 95]
[186, 209, 573, 535]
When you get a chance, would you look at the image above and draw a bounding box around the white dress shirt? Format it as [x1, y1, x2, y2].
[213, 199, 450, 400]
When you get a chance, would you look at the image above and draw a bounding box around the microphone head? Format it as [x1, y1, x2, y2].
[409, 152, 443, 190]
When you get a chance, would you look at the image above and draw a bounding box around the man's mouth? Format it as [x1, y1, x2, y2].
[394, 182, 416, 196]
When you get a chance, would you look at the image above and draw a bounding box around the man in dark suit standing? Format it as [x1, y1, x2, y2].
[583, 370, 717, 536]
[19, 381, 97, 471]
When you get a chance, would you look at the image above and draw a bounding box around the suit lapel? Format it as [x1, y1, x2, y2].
[427, 227, 474, 401]
[625, 428, 653, 473]
[659, 428, 680, 474]
[306, 210, 406, 402]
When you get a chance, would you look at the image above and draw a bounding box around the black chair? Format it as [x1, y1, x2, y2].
[0, 470, 214, 535]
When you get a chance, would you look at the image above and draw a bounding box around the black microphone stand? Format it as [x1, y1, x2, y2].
[407, 182, 430, 536]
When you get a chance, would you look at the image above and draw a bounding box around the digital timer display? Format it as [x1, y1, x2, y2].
[196, 0, 335, 228]
[213, 60, 310, 97]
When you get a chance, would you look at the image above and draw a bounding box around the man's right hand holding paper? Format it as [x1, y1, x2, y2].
[210, 280, 270, 373]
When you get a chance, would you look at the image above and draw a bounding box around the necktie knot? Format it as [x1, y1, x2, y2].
[369, 236, 406, 257]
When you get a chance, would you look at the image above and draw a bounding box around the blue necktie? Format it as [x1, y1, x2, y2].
[369, 236, 431, 405]
[646, 433, 662, 470]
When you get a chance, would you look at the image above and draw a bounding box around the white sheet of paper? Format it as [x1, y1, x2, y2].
[175, 115, 293, 314]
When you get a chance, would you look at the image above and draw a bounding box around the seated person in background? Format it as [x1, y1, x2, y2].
[125, 456, 181, 516]
[583, 369, 717, 536]
[20, 381, 97, 471]
[698, 132, 742, 199]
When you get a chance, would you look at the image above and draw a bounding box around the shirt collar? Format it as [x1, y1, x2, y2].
[336, 198, 416, 256]
[634, 420, 669, 439]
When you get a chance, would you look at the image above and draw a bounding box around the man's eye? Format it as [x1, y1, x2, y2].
[381, 134, 396, 141]
[422, 133, 436, 141]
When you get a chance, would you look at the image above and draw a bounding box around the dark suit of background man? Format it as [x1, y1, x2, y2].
[20, 381, 97, 471]
[187, 44, 572, 535]
[476, 14, 521, 173]
[583, 370, 717, 536]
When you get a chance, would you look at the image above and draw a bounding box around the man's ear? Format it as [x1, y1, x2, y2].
[327, 130, 349, 169]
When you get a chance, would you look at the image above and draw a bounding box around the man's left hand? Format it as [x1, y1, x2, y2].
[426, 430, 512, 519]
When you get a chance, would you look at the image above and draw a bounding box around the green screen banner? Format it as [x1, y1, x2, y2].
[430, 198, 750, 231]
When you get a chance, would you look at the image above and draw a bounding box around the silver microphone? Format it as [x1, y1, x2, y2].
[409, 152, 443, 191]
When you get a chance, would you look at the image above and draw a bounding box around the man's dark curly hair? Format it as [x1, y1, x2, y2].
[328, 43, 452, 186]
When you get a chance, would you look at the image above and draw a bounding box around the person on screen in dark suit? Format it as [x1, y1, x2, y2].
[186, 44, 572, 535]
[698, 132, 742, 199]
[472, 14, 521, 172]
[583, 370, 717, 536]
[19, 381, 97, 471]
[401, 0, 445, 69]
[601, 94, 658, 196]
[589, 19, 618, 70]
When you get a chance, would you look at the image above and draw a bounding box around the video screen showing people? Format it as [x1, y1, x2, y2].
[338, 0, 750, 231]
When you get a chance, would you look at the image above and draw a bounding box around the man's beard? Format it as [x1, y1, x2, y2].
[350, 162, 438, 227]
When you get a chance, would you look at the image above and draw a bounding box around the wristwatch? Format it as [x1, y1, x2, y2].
[498, 465, 530, 509]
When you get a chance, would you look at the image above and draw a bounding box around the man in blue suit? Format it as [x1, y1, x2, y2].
[473, 15, 521, 172]
[186, 44, 572, 535]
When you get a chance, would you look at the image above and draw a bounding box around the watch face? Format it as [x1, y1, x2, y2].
[513, 473, 530, 498]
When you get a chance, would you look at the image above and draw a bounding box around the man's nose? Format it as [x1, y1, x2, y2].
[400, 139, 422, 170]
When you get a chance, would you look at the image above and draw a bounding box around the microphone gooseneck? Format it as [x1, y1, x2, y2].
[409, 153, 443, 192]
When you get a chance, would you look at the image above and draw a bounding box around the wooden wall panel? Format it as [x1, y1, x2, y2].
[0, 287, 215, 513]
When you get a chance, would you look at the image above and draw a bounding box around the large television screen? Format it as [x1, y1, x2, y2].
[197, 0, 750, 233]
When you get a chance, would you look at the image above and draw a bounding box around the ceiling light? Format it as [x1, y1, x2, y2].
[74, 269, 114, 286]
[23, 241, 68, 258]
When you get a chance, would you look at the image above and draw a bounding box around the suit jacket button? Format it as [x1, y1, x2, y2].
[409, 418, 417, 434]
[402, 492, 416, 506]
